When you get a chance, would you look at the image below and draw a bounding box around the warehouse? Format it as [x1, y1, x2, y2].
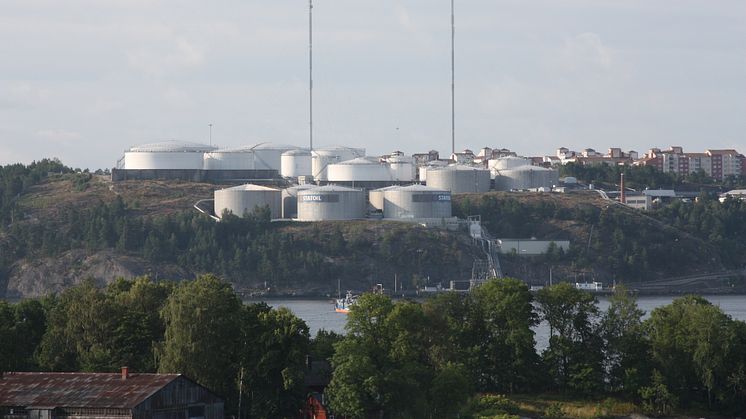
[0, 369, 223, 419]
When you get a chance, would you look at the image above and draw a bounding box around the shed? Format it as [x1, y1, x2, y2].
[0, 370, 224, 419]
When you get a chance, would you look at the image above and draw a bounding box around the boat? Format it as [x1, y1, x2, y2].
[335, 290, 357, 314]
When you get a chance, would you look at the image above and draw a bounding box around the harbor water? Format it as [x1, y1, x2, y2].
[253, 295, 746, 350]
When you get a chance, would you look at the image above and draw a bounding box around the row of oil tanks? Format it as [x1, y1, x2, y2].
[214, 184, 452, 221]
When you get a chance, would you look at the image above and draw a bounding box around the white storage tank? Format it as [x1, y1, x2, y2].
[124, 140, 215, 170]
[297, 185, 366, 221]
[311, 146, 366, 181]
[203, 147, 256, 170]
[488, 156, 531, 172]
[326, 157, 391, 182]
[214, 184, 282, 219]
[494, 165, 560, 191]
[387, 155, 415, 182]
[383, 185, 452, 219]
[281, 184, 318, 219]
[281, 149, 313, 178]
[369, 185, 400, 212]
[249, 143, 298, 171]
[425, 165, 491, 194]
[418, 160, 448, 182]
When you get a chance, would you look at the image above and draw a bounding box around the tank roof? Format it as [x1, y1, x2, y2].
[128, 140, 216, 153]
[432, 164, 489, 171]
[395, 184, 449, 193]
[499, 165, 554, 172]
[282, 149, 312, 156]
[221, 184, 280, 192]
[248, 142, 298, 151]
[335, 157, 380, 165]
[301, 185, 362, 193]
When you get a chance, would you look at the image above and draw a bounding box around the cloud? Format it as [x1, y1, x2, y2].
[125, 28, 206, 77]
[558, 32, 613, 72]
[35, 129, 82, 145]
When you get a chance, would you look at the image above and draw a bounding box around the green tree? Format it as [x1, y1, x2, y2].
[600, 285, 649, 396]
[469, 278, 540, 393]
[537, 283, 604, 395]
[159, 274, 243, 403]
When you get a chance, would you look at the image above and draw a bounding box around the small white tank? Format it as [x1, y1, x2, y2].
[311, 146, 366, 181]
[327, 157, 391, 182]
[387, 155, 415, 182]
[368, 185, 400, 211]
[214, 184, 282, 219]
[281, 184, 318, 219]
[281, 149, 312, 178]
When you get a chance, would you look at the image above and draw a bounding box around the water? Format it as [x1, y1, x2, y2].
[253, 295, 746, 347]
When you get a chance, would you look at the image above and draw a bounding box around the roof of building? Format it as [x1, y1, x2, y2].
[0, 372, 182, 409]
[707, 149, 739, 155]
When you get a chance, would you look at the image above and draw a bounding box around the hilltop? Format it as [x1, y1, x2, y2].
[1, 171, 744, 298]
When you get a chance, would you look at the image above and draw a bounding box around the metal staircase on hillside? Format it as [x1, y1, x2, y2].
[467, 216, 503, 286]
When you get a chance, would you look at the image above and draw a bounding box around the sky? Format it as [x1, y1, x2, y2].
[1, 0, 745, 169]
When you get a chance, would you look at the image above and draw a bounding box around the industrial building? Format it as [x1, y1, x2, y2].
[214, 184, 282, 219]
[0, 370, 224, 419]
[425, 165, 491, 194]
[493, 165, 559, 191]
[297, 185, 366, 221]
[382, 185, 452, 219]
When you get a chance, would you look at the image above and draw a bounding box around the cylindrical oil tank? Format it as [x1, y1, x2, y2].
[214, 184, 282, 219]
[493, 165, 560, 191]
[383, 185, 452, 219]
[368, 185, 400, 211]
[249, 143, 298, 171]
[281, 184, 318, 219]
[124, 140, 215, 170]
[425, 165, 491, 193]
[387, 155, 415, 182]
[297, 185, 366, 221]
[418, 160, 448, 182]
[311, 146, 366, 181]
[488, 156, 531, 172]
[326, 157, 391, 182]
[203, 147, 256, 170]
[281, 149, 312, 178]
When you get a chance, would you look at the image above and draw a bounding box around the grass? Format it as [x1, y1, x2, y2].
[504, 394, 639, 418]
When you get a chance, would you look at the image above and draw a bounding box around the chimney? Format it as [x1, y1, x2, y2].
[620, 173, 626, 204]
[121, 366, 129, 380]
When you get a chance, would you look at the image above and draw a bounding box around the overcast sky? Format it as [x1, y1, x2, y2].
[1, 0, 745, 169]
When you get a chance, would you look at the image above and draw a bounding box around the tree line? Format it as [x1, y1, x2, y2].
[3, 276, 746, 417]
[559, 162, 746, 191]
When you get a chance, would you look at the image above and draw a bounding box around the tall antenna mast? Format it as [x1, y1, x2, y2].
[309, 0, 314, 152]
[450, 0, 456, 155]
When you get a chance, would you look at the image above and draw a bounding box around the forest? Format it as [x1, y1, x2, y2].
[2, 276, 746, 418]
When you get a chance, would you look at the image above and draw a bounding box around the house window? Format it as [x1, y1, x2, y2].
[188, 405, 205, 419]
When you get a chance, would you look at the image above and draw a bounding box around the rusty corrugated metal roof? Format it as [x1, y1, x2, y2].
[0, 372, 180, 409]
